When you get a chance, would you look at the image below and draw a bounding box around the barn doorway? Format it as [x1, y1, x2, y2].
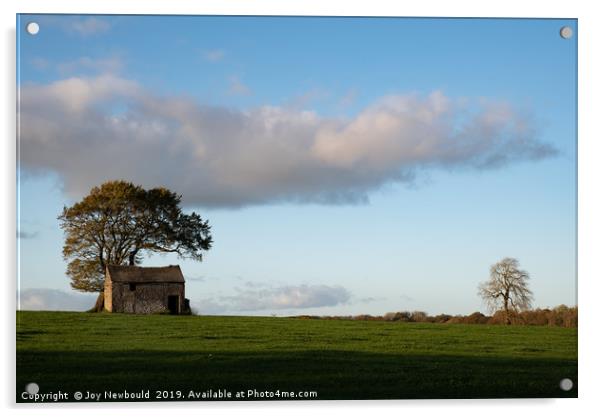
[167, 295, 180, 315]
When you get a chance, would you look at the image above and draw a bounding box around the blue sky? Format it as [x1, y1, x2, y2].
[17, 15, 576, 315]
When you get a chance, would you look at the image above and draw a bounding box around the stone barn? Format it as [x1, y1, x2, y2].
[104, 265, 190, 314]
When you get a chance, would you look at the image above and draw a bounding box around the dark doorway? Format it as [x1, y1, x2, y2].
[167, 295, 180, 315]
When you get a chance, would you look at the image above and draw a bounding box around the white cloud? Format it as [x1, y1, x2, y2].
[338, 88, 358, 108]
[69, 17, 111, 36]
[18, 288, 97, 311]
[17, 230, 38, 239]
[203, 49, 225, 62]
[285, 88, 330, 110]
[227, 76, 252, 96]
[195, 283, 352, 313]
[22, 74, 139, 114]
[30, 57, 50, 71]
[57, 56, 123, 75]
[18, 74, 556, 208]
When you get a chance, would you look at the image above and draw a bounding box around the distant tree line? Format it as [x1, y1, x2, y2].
[293, 305, 577, 327]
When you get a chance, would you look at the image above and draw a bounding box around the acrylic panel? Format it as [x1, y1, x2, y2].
[16, 14, 577, 402]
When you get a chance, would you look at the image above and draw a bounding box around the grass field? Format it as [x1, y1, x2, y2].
[16, 311, 577, 401]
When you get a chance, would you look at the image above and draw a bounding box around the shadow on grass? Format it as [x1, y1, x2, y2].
[17, 349, 577, 401]
[16, 330, 46, 342]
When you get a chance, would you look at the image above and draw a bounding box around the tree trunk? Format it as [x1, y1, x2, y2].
[90, 292, 105, 312]
[503, 294, 511, 325]
[128, 249, 138, 266]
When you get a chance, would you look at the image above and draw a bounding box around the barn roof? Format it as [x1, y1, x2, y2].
[106, 265, 185, 283]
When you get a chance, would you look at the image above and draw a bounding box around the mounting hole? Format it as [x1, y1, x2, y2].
[25, 382, 39, 395]
[559, 378, 573, 391]
[560, 26, 573, 39]
[26, 22, 40, 35]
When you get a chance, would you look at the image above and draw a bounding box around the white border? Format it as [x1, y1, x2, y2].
[2, 1, 599, 416]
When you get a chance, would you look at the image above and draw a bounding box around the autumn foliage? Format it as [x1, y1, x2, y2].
[58, 180, 212, 292]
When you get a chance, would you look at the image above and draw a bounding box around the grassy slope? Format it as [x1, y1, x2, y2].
[16, 311, 577, 401]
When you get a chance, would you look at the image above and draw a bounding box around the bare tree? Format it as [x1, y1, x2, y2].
[478, 257, 533, 325]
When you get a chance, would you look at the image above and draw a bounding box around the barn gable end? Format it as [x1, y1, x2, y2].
[104, 270, 113, 312]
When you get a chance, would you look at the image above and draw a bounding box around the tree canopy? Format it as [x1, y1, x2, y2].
[478, 257, 533, 324]
[58, 180, 212, 292]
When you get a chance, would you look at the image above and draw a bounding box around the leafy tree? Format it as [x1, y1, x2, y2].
[478, 257, 533, 324]
[59, 180, 212, 292]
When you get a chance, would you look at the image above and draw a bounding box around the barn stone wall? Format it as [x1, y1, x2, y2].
[104, 276, 113, 312]
[111, 282, 185, 314]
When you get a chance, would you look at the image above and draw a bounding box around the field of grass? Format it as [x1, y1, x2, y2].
[16, 311, 577, 401]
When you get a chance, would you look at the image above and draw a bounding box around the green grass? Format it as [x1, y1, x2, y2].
[16, 311, 577, 401]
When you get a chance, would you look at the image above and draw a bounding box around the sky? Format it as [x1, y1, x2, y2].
[16, 15, 577, 316]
